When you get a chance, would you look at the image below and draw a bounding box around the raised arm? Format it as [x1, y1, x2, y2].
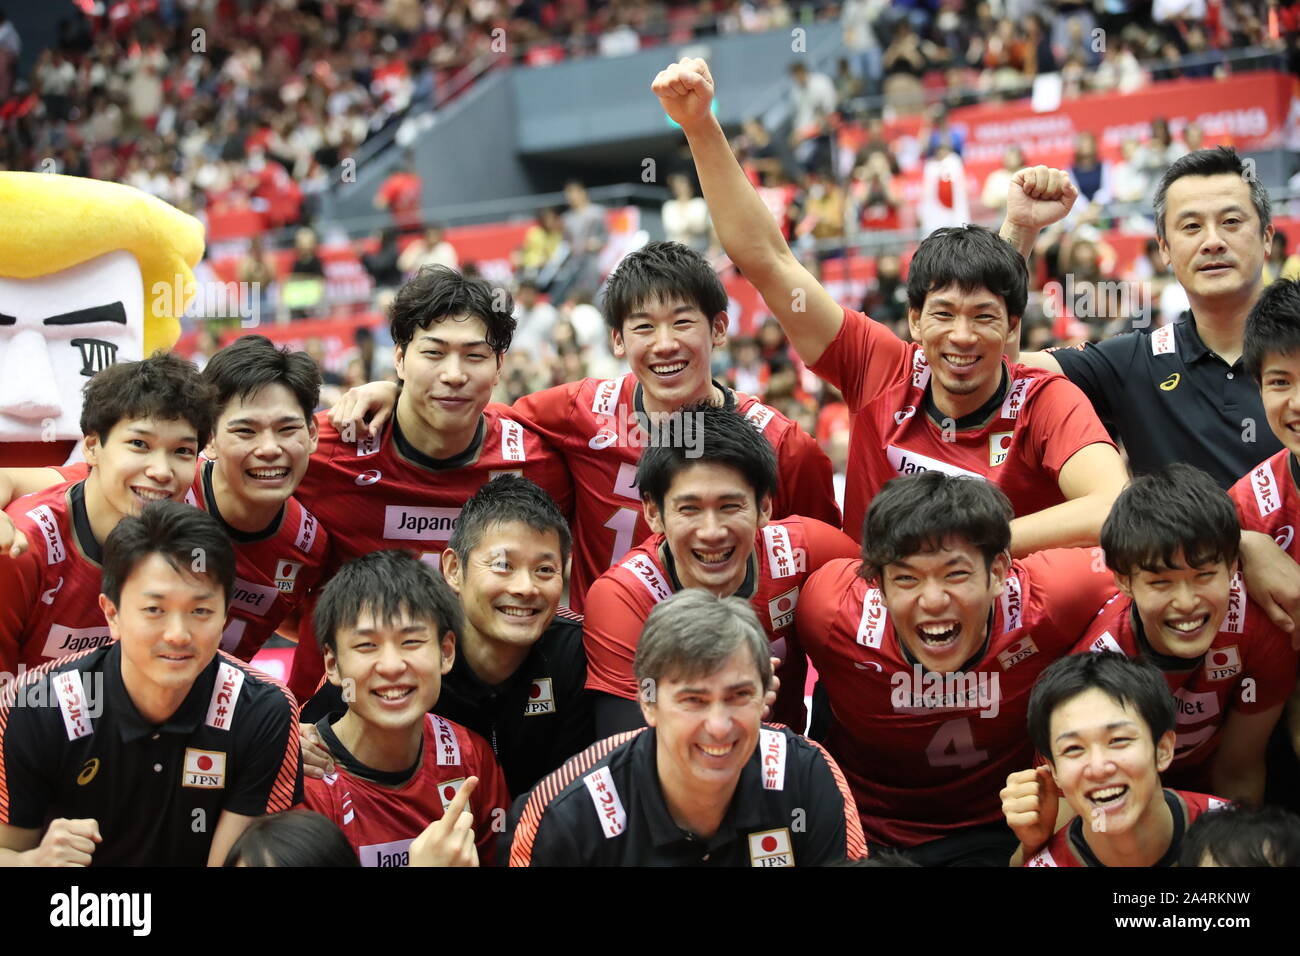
[998, 166, 1078, 370]
[653, 58, 844, 365]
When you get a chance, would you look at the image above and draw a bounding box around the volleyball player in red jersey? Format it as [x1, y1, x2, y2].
[796, 472, 1116, 865]
[653, 57, 1127, 555]
[328, 243, 838, 612]
[583, 403, 856, 737]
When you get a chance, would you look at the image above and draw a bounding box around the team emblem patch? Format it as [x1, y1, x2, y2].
[989, 431, 1013, 467]
[524, 678, 556, 716]
[182, 748, 227, 789]
[748, 828, 795, 867]
[275, 560, 303, 593]
[1204, 646, 1241, 682]
[996, 636, 1038, 670]
[768, 587, 799, 629]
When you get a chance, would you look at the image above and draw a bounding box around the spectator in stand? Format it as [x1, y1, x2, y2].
[788, 62, 838, 173]
[860, 251, 909, 335]
[853, 152, 903, 232]
[795, 170, 847, 261]
[842, 0, 886, 97]
[982, 18, 1031, 96]
[1265, 230, 1300, 284]
[398, 224, 460, 276]
[1133, 117, 1187, 186]
[237, 234, 279, 322]
[882, 19, 928, 115]
[515, 207, 567, 292]
[662, 173, 712, 253]
[555, 180, 608, 301]
[834, 57, 864, 105]
[982, 146, 1026, 214]
[1068, 131, 1112, 208]
[287, 227, 325, 279]
[511, 279, 561, 359]
[918, 138, 969, 238]
[374, 155, 424, 233]
[1089, 38, 1147, 93]
[726, 336, 768, 396]
[738, 116, 790, 185]
[362, 227, 406, 292]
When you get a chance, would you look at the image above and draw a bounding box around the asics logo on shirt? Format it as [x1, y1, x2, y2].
[355, 470, 382, 486]
[893, 406, 917, 425]
[1159, 373, 1180, 391]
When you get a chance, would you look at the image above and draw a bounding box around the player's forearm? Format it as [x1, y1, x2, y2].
[681, 114, 791, 277]
[0, 846, 36, 866]
[998, 220, 1039, 262]
[1008, 494, 1112, 557]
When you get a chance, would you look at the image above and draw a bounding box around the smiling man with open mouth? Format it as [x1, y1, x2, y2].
[1073, 464, 1294, 806]
[0, 353, 214, 672]
[1012, 652, 1229, 868]
[302, 549, 510, 867]
[508, 589, 865, 866]
[582, 402, 858, 739]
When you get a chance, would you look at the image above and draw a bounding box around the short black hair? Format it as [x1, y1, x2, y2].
[1180, 804, 1300, 867]
[906, 225, 1028, 322]
[101, 500, 235, 608]
[860, 473, 1012, 582]
[202, 334, 322, 421]
[1027, 652, 1176, 766]
[448, 474, 571, 569]
[389, 265, 515, 355]
[81, 351, 216, 449]
[636, 401, 778, 513]
[313, 549, 463, 654]
[1153, 146, 1272, 243]
[1244, 278, 1300, 384]
[1101, 463, 1240, 577]
[601, 240, 729, 333]
[222, 810, 360, 867]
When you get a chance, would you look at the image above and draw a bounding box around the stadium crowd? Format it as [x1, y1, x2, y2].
[4, 2, 1300, 870]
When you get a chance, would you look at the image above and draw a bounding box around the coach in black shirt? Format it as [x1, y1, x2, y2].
[301, 475, 595, 795]
[507, 590, 864, 866]
[999, 153, 1300, 632]
[0, 502, 302, 867]
[1004, 148, 1281, 489]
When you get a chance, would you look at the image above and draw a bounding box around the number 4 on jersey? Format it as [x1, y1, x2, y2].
[925, 718, 988, 769]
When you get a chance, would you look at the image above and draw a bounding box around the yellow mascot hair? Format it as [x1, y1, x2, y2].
[0, 172, 205, 355]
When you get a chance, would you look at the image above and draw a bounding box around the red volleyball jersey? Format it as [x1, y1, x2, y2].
[808, 307, 1115, 547]
[187, 461, 331, 662]
[512, 374, 840, 613]
[582, 516, 859, 728]
[0, 481, 114, 671]
[1025, 790, 1229, 867]
[1075, 586, 1296, 788]
[796, 549, 1116, 848]
[301, 713, 511, 867]
[293, 405, 573, 570]
[1229, 448, 1300, 560]
[287, 406, 571, 701]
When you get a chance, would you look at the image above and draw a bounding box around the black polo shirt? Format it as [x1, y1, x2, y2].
[1050, 318, 1282, 489]
[301, 612, 594, 798]
[0, 643, 303, 866]
[435, 612, 594, 797]
[506, 724, 866, 866]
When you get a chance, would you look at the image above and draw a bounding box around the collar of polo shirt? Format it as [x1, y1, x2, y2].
[104, 642, 221, 742]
